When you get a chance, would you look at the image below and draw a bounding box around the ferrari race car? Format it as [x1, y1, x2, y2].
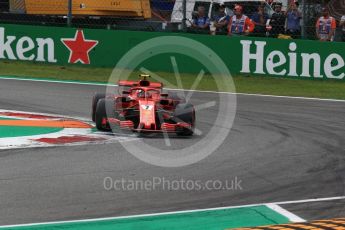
[91, 75, 195, 136]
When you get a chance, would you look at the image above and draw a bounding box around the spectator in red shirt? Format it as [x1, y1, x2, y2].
[228, 5, 255, 36]
[316, 7, 337, 41]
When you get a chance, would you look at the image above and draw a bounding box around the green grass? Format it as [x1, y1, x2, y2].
[0, 60, 344, 100]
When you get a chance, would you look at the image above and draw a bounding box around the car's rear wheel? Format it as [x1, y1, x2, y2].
[92, 93, 107, 122]
[95, 99, 115, 131]
[173, 103, 195, 136]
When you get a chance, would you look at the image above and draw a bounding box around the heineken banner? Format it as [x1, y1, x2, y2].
[0, 23, 344, 80]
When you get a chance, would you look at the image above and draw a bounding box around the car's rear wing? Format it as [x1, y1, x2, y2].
[118, 80, 163, 89]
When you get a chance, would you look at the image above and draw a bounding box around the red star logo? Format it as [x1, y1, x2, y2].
[61, 30, 98, 64]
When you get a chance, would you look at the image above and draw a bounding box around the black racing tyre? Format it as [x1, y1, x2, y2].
[173, 103, 195, 136]
[92, 93, 107, 122]
[95, 99, 115, 131]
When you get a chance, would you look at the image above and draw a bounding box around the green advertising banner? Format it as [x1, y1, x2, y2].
[0, 23, 344, 80]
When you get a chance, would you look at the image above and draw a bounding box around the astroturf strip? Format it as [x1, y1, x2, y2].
[0, 206, 291, 230]
[0, 61, 344, 100]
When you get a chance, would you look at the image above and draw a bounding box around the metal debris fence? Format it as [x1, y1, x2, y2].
[0, 0, 343, 41]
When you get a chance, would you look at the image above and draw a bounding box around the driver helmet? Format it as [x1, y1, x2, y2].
[136, 89, 145, 98]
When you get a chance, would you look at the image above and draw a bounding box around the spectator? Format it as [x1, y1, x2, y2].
[339, 15, 345, 41]
[191, 6, 210, 31]
[293, 0, 299, 8]
[285, 3, 302, 38]
[316, 7, 336, 42]
[268, 2, 286, 37]
[266, 0, 274, 6]
[228, 5, 255, 36]
[251, 5, 269, 36]
[212, 4, 230, 34]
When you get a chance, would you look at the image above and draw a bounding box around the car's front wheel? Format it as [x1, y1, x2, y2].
[95, 99, 115, 131]
[92, 93, 107, 122]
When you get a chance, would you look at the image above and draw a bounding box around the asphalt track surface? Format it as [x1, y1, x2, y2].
[0, 78, 344, 225]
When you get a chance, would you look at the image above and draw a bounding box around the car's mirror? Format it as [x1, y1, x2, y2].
[121, 97, 131, 103]
[160, 99, 170, 105]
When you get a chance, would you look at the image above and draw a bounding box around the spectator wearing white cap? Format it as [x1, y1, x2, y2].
[268, 2, 286, 37]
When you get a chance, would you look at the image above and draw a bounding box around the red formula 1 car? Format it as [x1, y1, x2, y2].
[91, 75, 195, 136]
